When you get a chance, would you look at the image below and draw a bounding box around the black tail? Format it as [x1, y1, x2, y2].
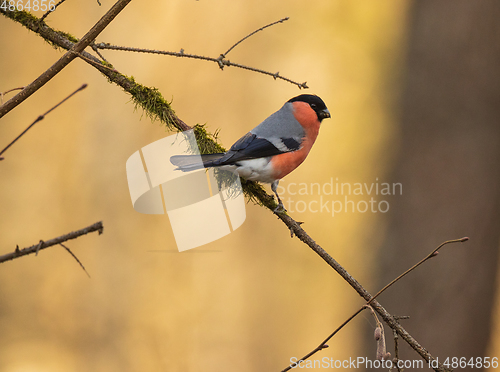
[170, 153, 225, 172]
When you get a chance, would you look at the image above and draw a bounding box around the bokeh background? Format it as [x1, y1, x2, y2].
[1, 1, 499, 371]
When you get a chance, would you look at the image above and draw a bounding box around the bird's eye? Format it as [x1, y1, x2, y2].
[310, 103, 317, 109]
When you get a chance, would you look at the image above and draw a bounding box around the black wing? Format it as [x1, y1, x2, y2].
[211, 133, 302, 166]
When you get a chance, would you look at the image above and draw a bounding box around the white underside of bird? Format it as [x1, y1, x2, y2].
[219, 157, 276, 183]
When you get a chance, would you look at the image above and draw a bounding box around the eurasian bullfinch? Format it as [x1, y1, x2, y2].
[170, 94, 330, 210]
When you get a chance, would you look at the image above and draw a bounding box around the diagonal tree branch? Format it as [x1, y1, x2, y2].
[0, 84, 87, 160]
[275, 209, 440, 367]
[1, 9, 194, 133]
[0, 221, 103, 264]
[281, 237, 468, 371]
[0, 0, 132, 118]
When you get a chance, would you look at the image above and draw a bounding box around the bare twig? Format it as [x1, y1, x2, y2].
[0, 87, 25, 104]
[91, 42, 109, 63]
[222, 17, 289, 56]
[40, 0, 66, 22]
[90, 17, 306, 89]
[60, 243, 91, 278]
[94, 42, 308, 89]
[392, 328, 400, 372]
[71, 51, 116, 72]
[0, 221, 103, 264]
[0, 84, 87, 160]
[0, 0, 132, 118]
[281, 307, 365, 372]
[368, 237, 469, 303]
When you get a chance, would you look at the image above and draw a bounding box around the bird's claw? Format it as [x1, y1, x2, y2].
[273, 202, 286, 213]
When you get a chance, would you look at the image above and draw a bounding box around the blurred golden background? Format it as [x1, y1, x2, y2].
[1, 1, 499, 371]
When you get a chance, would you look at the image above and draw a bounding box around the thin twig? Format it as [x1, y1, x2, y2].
[0, 84, 87, 159]
[0, 87, 25, 104]
[70, 50, 116, 72]
[281, 307, 365, 372]
[91, 42, 109, 63]
[40, 0, 66, 22]
[222, 17, 289, 56]
[0, 221, 103, 264]
[93, 42, 308, 89]
[368, 237, 469, 303]
[224, 59, 308, 88]
[60, 243, 91, 278]
[0, 0, 132, 118]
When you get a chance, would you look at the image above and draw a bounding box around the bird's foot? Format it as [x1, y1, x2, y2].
[273, 202, 286, 213]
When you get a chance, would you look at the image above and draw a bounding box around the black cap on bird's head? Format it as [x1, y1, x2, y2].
[288, 94, 331, 122]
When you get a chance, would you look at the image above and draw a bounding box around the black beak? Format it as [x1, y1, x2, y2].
[319, 109, 331, 120]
